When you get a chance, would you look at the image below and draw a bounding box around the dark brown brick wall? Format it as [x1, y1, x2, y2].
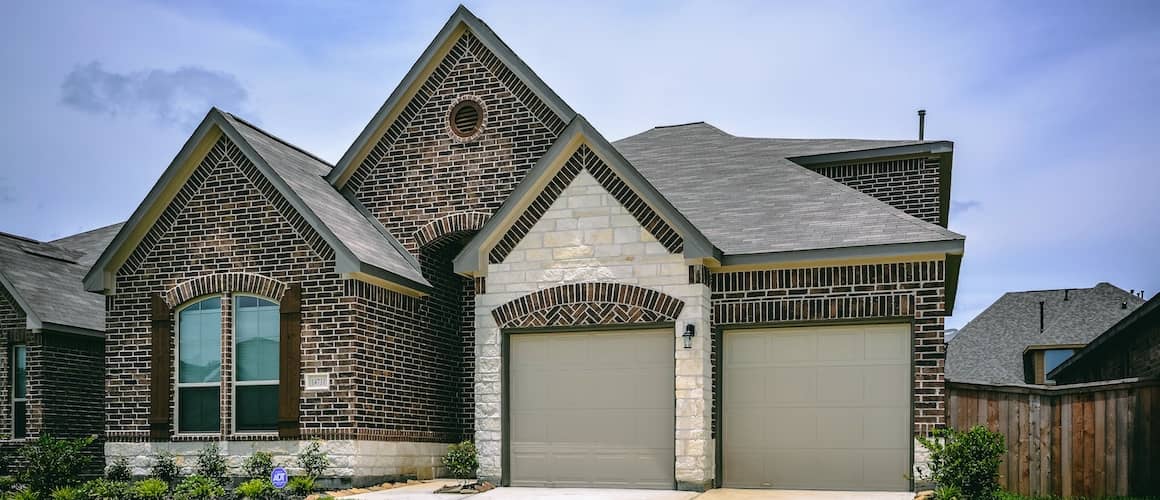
[1054, 316, 1160, 384]
[349, 31, 564, 255]
[0, 288, 25, 439]
[37, 333, 104, 438]
[105, 136, 454, 442]
[813, 157, 942, 225]
[710, 259, 948, 436]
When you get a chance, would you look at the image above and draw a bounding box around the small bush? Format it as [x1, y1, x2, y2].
[193, 444, 227, 485]
[50, 487, 82, 500]
[296, 440, 330, 479]
[234, 478, 275, 500]
[933, 485, 963, 500]
[241, 451, 275, 480]
[78, 479, 132, 500]
[105, 457, 131, 481]
[148, 451, 179, 484]
[7, 489, 39, 500]
[287, 475, 315, 496]
[0, 477, 17, 493]
[19, 434, 96, 494]
[918, 425, 1006, 500]
[131, 478, 168, 500]
[441, 440, 478, 481]
[173, 475, 225, 500]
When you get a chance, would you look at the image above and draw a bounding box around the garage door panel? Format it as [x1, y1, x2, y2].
[510, 330, 674, 489]
[816, 366, 865, 403]
[766, 366, 816, 403]
[724, 324, 910, 491]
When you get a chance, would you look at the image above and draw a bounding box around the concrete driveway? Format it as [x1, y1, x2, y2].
[342, 481, 912, 500]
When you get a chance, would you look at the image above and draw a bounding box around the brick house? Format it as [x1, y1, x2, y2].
[0, 223, 121, 450]
[85, 6, 964, 491]
[1049, 292, 1159, 384]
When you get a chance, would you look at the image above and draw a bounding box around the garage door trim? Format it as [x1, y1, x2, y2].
[718, 320, 915, 491]
[501, 325, 677, 488]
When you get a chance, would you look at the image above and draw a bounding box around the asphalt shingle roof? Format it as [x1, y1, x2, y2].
[612, 122, 963, 255]
[945, 283, 1146, 384]
[222, 113, 428, 286]
[0, 223, 122, 333]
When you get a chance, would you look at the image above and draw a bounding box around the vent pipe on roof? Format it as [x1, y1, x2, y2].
[1122, 301, 1128, 309]
[918, 109, 927, 141]
[1064, 289, 1069, 301]
[1039, 301, 1045, 333]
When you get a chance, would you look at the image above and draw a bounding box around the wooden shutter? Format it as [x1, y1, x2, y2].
[149, 294, 172, 439]
[278, 284, 302, 438]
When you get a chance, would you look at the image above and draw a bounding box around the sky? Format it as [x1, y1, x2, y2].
[1, 0, 1158, 328]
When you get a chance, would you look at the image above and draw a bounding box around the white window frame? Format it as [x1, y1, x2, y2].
[174, 295, 223, 436]
[231, 293, 280, 436]
[12, 345, 26, 439]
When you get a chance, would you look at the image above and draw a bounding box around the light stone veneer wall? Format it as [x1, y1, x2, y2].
[105, 440, 447, 487]
[474, 170, 714, 490]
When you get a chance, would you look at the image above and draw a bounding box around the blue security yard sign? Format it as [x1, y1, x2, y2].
[271, 467, 288, 489]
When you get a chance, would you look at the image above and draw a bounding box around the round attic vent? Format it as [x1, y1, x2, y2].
[448, 97, 485, 141]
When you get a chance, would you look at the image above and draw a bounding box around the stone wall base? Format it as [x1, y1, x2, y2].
[105, 440, 451, 488]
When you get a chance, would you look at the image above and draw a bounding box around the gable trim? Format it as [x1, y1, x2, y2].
[453, 115, 717, 275]
[84, 109, 430, 296]
[328, 5, 577, 189]
[0, 271, 41, 330]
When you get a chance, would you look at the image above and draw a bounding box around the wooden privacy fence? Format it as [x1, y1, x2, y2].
[946, 378, 1159, 497]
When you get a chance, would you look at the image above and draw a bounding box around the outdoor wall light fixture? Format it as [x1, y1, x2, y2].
[682, 324, 696, 349]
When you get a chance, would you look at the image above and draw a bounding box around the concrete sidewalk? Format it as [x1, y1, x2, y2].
[341, 481, 912, 500]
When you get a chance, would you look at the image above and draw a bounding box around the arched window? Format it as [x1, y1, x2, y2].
[234, 295, 279, 432]
[176, 297, 222, 433]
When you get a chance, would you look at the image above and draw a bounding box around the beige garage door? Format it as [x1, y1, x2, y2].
[723, 324, 911, 491]
[509, 330, 674, 488]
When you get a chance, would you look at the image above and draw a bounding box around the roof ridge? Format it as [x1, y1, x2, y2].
[0, 231, 40, 244]
[48, 221, 125, 244]
[221, 110, 336, 170]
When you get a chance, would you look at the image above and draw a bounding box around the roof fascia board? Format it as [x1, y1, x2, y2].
[37, 322, 105, 339]
[788, 141, 953, 166]
[1048, 294, 1160, 379]
[719, 239, 964, 267]
[84, 116, 224, 293]
[352, 264, 432, 297]
[328, 5, 576, 188]
[453, 116, 718, 274]
[0, 271, 42, 330]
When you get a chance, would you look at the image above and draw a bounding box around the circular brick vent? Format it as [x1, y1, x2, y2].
[449, 98, 485, 140]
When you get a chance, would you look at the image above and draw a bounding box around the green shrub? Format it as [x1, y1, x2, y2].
[19, 434, 96, 494]
[173, 475, 225, 500]
[6, 489, 39, 500]
[241, 451, 274, 480]
[193, 444, 227, 485]
[148, 451, 179, 484]
[918, 425, 1006, 500]
[130, 478, 167, 500]
[49, 487, 81, 500]
[287, 475, 315, 495]
[78, 479, 132, 500]
[933, 485, 963, 500]
[441, 440, 477, 481]
[296, 440, 330, 479]
[234, 478, 274, 500]
[0, 477, 17, 493]
[105, 457, 131, 482]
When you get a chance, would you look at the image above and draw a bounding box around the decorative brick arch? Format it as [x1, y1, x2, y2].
[414, 211, 490, 249]
[492, 282, 684, 329]
[164, 272, 287, 307]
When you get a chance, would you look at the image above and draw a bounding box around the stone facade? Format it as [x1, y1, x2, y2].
[814, 157, 943, 225]
[105, 439, 446, 487]
[473, 166, 715, 489]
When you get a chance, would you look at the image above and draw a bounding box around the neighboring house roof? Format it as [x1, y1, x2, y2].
[84, 109, 430, 296]
[0, 223, 122, 334]
[1049, 292, 1160, 381]
[612, 122, 964, 259]
[946, 283, 1145, 384]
